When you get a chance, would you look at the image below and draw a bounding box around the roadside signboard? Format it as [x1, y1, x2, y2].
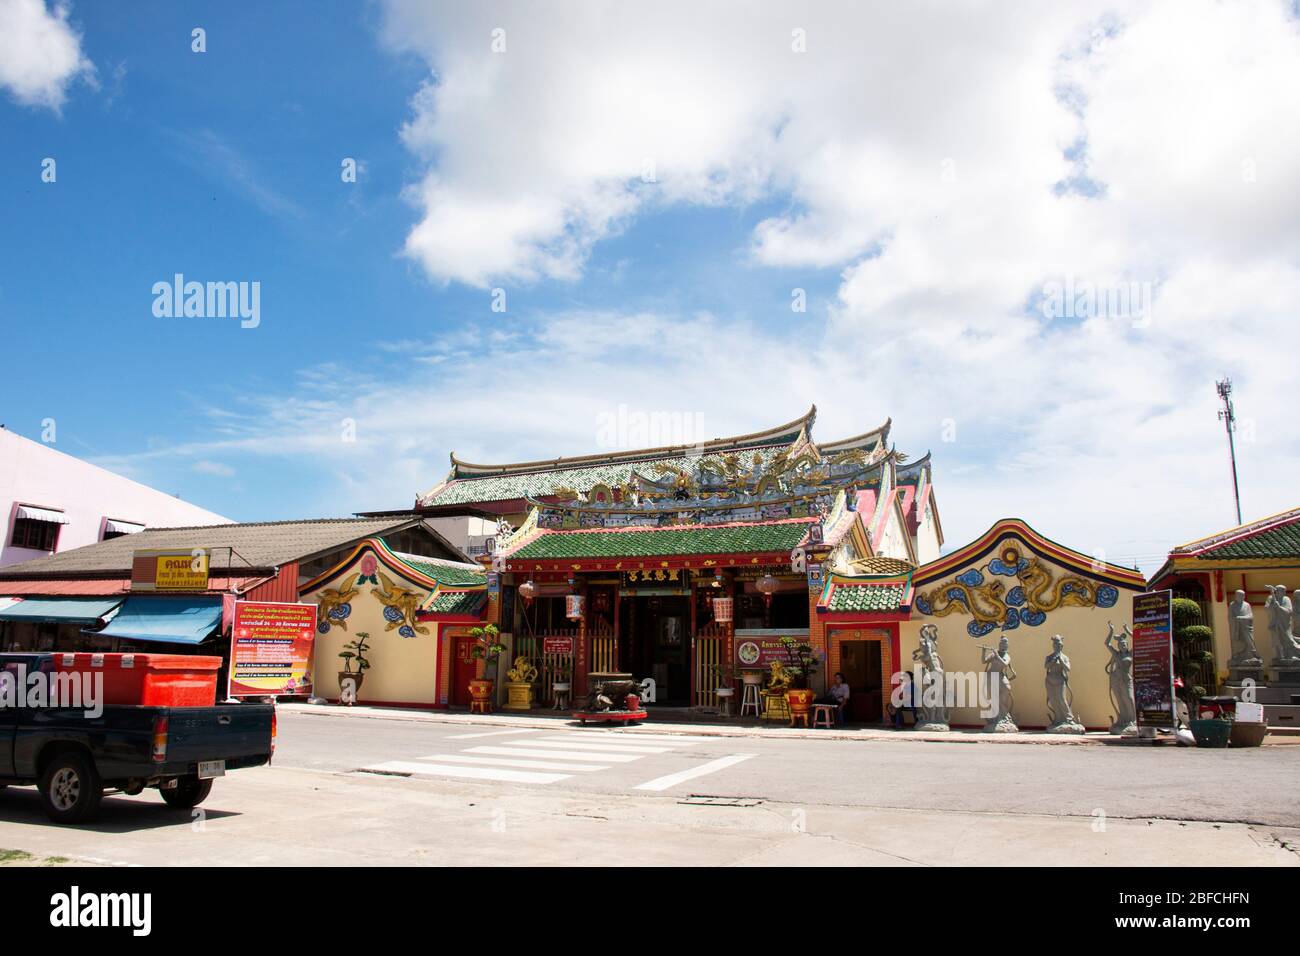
[132, 549, 210, 591]
[1132, 589, 1175, 733]
[229, 601, 317, 697]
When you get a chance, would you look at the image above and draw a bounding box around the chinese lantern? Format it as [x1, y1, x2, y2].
[712, 596, 734, 624]
[565, 594, 585, 620]
[756, 572, 780, 607]
[518, 579, 537, 604]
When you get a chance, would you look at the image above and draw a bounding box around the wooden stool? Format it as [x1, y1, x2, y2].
[740, 683, 763, 717]
[812, 703, 836, 728]
[469, 698, 490, 714]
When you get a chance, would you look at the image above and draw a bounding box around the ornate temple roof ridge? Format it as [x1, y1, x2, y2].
[817, 417, 892, 453]
[1167, 505, 1300, 556]
[446, 405, 823, 478]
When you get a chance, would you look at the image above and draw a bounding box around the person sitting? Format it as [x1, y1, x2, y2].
[827, 672, 851, 725]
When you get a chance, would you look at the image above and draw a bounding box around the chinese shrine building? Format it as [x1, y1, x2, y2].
[409, 407, 942, 720]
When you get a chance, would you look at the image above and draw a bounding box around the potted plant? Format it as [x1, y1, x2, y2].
[779, 636, 820, 721]
[338, 631, 372, 700]
[468, 623, 507, 711]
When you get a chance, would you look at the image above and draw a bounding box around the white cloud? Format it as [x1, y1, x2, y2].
[0, 0, 95, 112]
[102, 0, 1300, 567]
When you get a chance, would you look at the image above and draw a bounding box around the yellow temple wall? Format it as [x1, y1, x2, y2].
[900, 597, 1136, 730]
[301, 551, 442, 707]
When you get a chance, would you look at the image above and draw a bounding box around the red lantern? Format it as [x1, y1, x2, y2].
[756, 572, 780, 607]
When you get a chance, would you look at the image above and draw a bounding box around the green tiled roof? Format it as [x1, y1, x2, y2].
[824, 582, 907, 612]
[401, 559, 486, 586]
[1195, 522, 1300, 560]
[508, 521, 812, 561]
[425, 590, 488, 615]
[425, 446, 793, 506]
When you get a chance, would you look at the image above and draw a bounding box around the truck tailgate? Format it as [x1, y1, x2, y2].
[163, 705, 274, 766]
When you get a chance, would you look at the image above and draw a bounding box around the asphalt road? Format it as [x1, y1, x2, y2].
[0, 710, 1293, 867]
[275, 711, 1300, 826]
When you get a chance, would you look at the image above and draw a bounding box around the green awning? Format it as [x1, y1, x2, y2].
[93, 596, 222, 645]
[0, 597, 123, 624]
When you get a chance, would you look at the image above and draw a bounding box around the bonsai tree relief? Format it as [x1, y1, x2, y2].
[339, 631, 372, 675]
[469, 623, 507, 682]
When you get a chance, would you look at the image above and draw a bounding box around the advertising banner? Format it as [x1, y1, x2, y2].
[229, 601, 317, 697]
[1132, 589, 1175, 732]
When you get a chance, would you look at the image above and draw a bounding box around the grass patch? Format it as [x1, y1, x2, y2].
[0, 849, 34, 863]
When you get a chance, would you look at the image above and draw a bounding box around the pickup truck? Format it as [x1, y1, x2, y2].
[0, 653, 275, 823]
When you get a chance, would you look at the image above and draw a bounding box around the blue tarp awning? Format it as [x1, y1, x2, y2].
[0, 597, 123, 624]
[92, 596, 223, 645]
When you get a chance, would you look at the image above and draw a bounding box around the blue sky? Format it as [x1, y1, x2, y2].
[2, 0, 1298, 569]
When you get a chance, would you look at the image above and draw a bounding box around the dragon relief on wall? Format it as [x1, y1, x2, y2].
[914, 543, 1119, 638]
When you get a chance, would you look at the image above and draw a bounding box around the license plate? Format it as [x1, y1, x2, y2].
[197, 760, 226, 779]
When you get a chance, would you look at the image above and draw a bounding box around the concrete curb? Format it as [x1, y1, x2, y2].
[277, 702, 1138, 745]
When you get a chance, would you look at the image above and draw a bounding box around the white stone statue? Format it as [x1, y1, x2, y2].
[1265, 585, 1300, 663]
[1227, 589, 1261, 665]
[1044, 634, 1084, 734]
[980, 635, 1018, 733]
[911, 624, 949, 731]
[1104, 622, 1137, 735]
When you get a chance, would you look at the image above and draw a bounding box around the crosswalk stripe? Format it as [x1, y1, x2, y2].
[416, 754, 605, 772]
[568, 731, 713, 743]
[633, 753, 758, 791]
[364, 760, 571, 784]
[466, 745, 644, 763]
[445, 728, 542, 740]
[517, 739, 675, 754]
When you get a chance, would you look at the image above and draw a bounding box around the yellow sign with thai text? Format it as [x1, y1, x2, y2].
[132, 549, 210, 591]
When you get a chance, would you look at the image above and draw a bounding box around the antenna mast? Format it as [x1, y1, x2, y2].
[1216, 378, 1242, 525]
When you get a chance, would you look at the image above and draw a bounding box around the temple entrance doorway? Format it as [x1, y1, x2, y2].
[839, 639, 883, 723]
[619, 594, 691, 706]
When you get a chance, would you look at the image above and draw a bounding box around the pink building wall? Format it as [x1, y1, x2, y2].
[0, 428, 230, 568]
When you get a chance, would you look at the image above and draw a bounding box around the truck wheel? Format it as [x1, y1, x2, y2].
[160, 776, 212, 810]
[39, 751, 102, 824]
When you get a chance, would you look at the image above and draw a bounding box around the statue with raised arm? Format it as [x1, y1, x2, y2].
[1227, 589, 1261, 665]
[980, 635, 1018, 733]
[1104, 622, 1137, 735]
[1044, 634, 1084, 734]
[911, 624, 949, 731]
[1265, 585, 1300, 664]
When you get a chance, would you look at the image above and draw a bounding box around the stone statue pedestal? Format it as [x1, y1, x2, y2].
[914, 721, 949, 732]
[1047, 720, 1085, 735]
[1110, 720, 1138, 737]
[1227, 663, 1267, 687]
[982, 715, 1019, 733]
[1269, 663, 1300, 686]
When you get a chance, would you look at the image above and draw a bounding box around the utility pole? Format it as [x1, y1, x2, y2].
[1216, 378, 1242, 526]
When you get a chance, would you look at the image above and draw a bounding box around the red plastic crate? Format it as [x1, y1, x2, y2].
[54, 653, 222, 707]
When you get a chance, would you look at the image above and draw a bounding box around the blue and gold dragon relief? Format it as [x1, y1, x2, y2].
[914, 543, 1119, 638]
